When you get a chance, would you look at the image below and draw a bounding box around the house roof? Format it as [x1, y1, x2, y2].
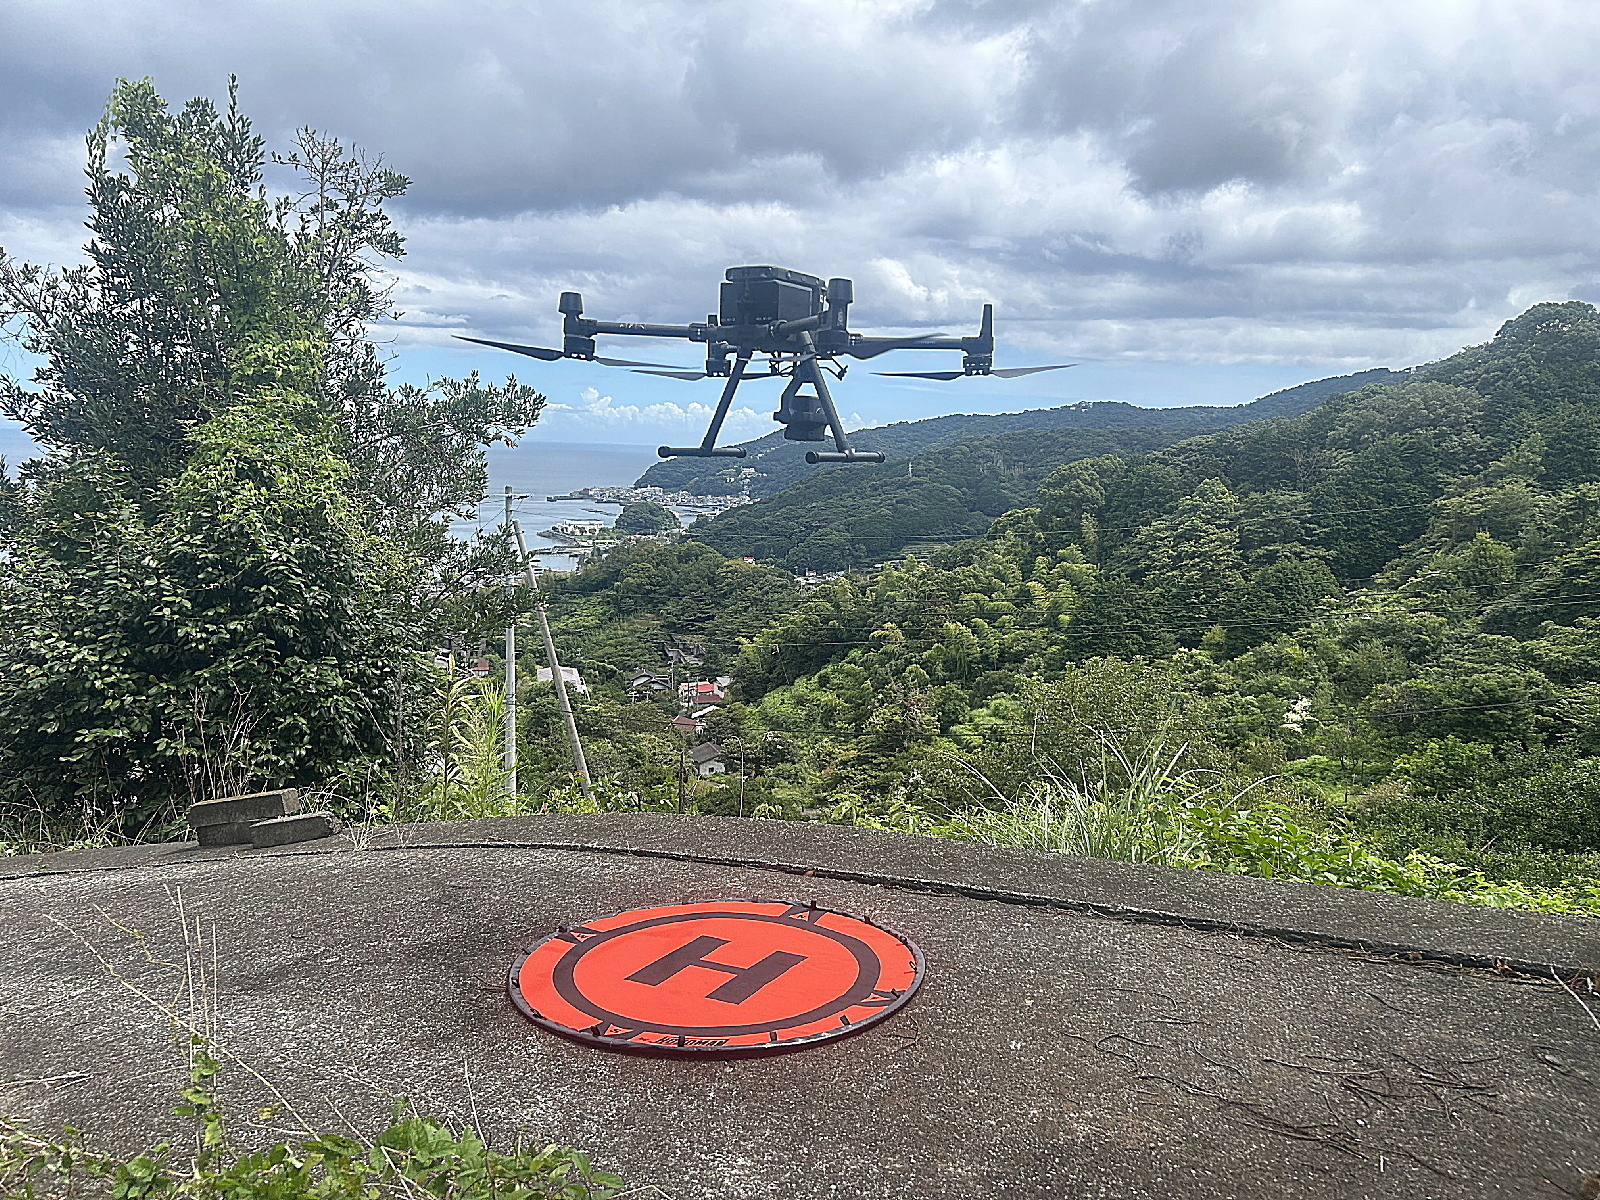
[689, 743, 724, 763]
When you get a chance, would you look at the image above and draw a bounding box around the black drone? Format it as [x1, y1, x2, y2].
[458, 265, 1072, 464]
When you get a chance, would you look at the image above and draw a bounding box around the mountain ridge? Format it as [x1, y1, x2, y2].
[634, 367, 1404, 498]
[675, 367, 1406, 570]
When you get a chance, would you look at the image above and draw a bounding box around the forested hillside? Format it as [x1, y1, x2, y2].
[687, 424, 1190, 571]
[529, 303, 1600, 912]
[677, 369, 1404, 570]
[635, 368, 1401, 498]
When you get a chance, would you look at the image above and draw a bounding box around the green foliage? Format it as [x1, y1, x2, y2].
[381, 675, 525, 823]
[658, 303, 1600, 916]
[690, 426, 1197, 571]
[613, 501, 680, 535]
[0, 398, 413, 830]
[839, 727, 1600, 915]
[542, 540, 801, 676]
[0, 80, 544, 834]
[1369, 747, 1600, 855]
[0, 1042, 620, 1199]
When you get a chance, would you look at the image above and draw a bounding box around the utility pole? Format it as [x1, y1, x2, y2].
[512, 518, 593, 798]
[676, 733, 688, 814]
[503, 486, 521, 799]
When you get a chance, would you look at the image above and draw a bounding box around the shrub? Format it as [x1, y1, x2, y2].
[843, 725, 1600, 916]
[1369, 747, 1600, 854]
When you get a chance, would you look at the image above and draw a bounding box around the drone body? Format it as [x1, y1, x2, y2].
[459, 266, 1071, 465]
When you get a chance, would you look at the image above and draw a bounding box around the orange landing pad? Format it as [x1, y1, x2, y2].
[508, 899, 924, 1055]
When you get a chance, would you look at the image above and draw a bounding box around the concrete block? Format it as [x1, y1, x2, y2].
[195, 821, 255, 847]
[249, 811, 340, 848]
[187, 789, 301, 829]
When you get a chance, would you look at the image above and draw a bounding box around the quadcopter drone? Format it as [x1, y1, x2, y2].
[458, 265, 1072, 464]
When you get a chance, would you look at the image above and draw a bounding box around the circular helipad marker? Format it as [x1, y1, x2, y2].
[509, 899, 923, 1055]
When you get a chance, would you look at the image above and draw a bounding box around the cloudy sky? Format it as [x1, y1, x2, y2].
[3, 0, 1598, 447]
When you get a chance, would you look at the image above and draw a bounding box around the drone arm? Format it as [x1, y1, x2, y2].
[585, 320, 707, 341]
[556, 294, 709, 356]
[846, 303, 997, 369]
[769, 313, 825, 337]
[846, 336, 951, 360]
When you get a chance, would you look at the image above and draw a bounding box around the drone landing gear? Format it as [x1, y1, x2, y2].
[806, 449, 885, 464]
[656, 334, 884, 464]
[658, 351, 754, 459]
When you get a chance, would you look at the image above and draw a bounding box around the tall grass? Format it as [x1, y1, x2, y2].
[936, 736, 1255, 864]
[841, 726, 1600, 916]
[380, 676, 522, 823]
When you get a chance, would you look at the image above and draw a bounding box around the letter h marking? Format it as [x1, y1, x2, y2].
[626, 935, 806, 1004]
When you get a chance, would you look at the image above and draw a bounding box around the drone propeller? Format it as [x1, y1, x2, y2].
[876, 363, 1077, 381]
[594, 355, 704, 369]
[631, 368, 784, 381]
[453, 336, 686, 370]
[456, 335, 562, 360]
[992, 364, 1077, 379]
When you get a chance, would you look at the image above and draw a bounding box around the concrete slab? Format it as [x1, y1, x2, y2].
[187, 788, 301, 827]
[1, 815, 1596, 1198]
[196, 820, 255, 847]
[248, 811, 339, 848]
[11, 814, 1591, 975]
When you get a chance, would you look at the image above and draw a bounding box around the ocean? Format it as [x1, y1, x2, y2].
[472, 440, 666, 570]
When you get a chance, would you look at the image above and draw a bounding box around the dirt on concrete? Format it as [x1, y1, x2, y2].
[2, 814, 1596, 1199]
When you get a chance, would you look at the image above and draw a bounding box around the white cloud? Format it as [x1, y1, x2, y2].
[4, 0, 1600, 425]
[541, 385, 770, 435]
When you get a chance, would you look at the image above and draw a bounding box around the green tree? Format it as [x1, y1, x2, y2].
[0, 80, 542, 833]
[614, 500, 680, 534]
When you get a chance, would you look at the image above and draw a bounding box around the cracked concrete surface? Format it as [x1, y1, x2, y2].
[2, 814, 1596, 1198]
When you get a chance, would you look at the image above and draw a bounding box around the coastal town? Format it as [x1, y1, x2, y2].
[545, 484, 752, 511]
[534, 483, 753, 564]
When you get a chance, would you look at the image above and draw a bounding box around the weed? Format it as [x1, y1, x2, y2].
[0, 1059, 622, 1199]
[1, 888, 622, 1199]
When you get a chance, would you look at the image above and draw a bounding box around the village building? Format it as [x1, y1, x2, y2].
[678, 679, 726, 707]
[535, 665, 589, 695]
[626, 670, 671, 700]
[665, 645, 704, 667]
[551, 518, 607, 539]
[689, 742, 726, 777]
